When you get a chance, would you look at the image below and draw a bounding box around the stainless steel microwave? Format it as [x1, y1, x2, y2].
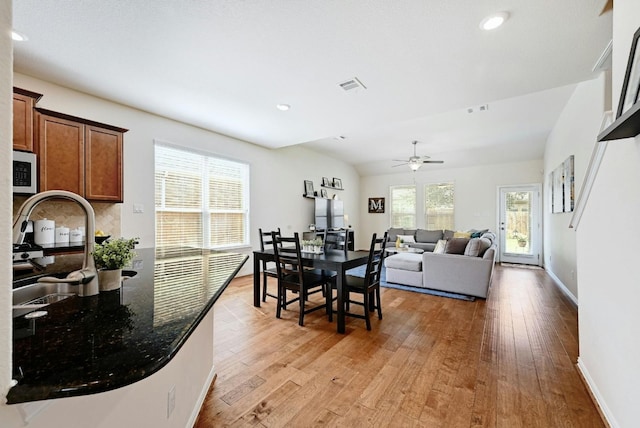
[13, 150, 37, 194]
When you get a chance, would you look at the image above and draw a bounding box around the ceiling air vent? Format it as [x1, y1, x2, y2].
[338, 77, 367, 92]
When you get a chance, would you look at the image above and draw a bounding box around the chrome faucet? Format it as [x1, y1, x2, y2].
[13, 190, 99, 296]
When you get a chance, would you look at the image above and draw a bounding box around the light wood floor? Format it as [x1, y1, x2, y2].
[195, 265, 604, 427]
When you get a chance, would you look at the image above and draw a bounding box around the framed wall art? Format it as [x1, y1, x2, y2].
[617, 26, 640, 118]
[304, 180, 314, 197]
[368, 197, 385, 213]
[550, 155, 574, 213]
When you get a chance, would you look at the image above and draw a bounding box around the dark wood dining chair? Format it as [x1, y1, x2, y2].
[324, 228, 351, 254]
[343, 232, 388, 330]
[258, 228, 281, 302]
[272, 232, 335, 326]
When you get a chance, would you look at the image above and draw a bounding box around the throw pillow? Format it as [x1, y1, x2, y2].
[470, 228, 489, 238]
[464, 237, 491, 257]
[477, 237, 492, 256]
[453, 231, 472, 239]
[397, 234, 416, 243]
[443, 229, 456, 240]
[433, 239, 447, 254]
[444, 237, 470, 255]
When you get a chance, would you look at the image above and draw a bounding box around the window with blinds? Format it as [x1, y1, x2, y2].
[155, 143, 250, 253]
[424, 182, 455, 230]
[390, 185, 416, 228]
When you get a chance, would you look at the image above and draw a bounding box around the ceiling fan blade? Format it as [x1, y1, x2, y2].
[422, 160, 444, 164]
[392, 163, 408, 168]
[392, 159, 409, 162]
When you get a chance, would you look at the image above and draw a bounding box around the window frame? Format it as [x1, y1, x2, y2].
[389, 184, 417, 228]
[423, 181, 455, 231]
[154, 140, 251, 251]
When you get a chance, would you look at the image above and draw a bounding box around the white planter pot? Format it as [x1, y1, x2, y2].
[99, 268, 123, 292]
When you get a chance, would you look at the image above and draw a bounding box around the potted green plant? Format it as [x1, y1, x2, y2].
[93, 237, 137, 291]
[512, 232, 527, 248]
[312, 237, 323, 253]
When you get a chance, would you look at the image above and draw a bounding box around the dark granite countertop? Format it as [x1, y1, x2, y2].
[8, 247, 247, 404]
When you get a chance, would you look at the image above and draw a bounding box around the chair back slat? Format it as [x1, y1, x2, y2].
[272, 233, 304, 285]
[259, 227, 281, 252]
[364, 231, 388, 288]
[324, 229, 351, 254]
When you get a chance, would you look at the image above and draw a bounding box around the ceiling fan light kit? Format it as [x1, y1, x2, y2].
[393, 140, 444, 171]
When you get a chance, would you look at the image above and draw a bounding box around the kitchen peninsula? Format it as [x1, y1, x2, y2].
[8, 247, 246, 426]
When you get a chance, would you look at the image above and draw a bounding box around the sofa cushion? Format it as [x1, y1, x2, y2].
[384, 253, 422, 272]
[397, 234, 416, 243]
[387, 228, 404, 242]
[433, 239, 447, 254]
[443, 229, 456, 240]
[416, 229, 443, 243]
[464, 237, 491, 257]
[444, 237, 470, 255]
[410, 242, 436, 251]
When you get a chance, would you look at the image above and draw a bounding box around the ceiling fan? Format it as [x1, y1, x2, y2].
[392, 141, 444, 171]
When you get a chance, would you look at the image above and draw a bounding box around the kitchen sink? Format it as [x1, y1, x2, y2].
[13, 282, 77, 318]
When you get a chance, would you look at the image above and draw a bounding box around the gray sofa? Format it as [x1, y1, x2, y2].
[386, 228, 451, 252]
[384, 231, 497, 298]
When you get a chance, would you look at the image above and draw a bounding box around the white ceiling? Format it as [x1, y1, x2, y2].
[12, 0, 612, 175]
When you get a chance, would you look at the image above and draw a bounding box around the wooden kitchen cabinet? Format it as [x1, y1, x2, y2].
[36, 108, 127, 202]
[12, 87, 43, 152]
[85, 125, 123, 201]
[37, 112, 84, 195]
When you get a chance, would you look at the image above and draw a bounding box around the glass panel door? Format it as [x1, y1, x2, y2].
[499, 185, 541, 265]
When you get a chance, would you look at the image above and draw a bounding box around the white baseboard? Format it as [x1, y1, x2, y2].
[544, 268, 578, 306]
[187, 366, 216, 428]
[576, 357, 618, 428]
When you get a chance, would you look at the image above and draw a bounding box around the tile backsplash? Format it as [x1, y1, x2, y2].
[13, 196, 121, 238]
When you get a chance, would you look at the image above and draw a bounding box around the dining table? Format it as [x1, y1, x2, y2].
[252, 248, 370, 333]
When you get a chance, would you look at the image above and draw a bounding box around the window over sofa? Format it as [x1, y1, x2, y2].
[424, 182, 455, 230]
[390, 185, 416, 228]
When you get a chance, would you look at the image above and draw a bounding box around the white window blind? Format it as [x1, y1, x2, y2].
[390, 185, 416, 228]
[155, 143, 249, 253]
[424, 182, 455, 230]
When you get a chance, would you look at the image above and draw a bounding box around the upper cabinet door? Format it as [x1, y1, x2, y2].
[12, 89, 42, 152]
[37, 113, 85, 195]
[85, 125, 123, 202]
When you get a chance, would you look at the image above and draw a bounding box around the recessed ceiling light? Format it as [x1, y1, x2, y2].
[276, 103, 290, 111]
[11, 30, 28, 42]
[479, 12, 509, 31]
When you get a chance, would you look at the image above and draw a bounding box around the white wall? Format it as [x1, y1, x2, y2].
[0, 0, 13, 422]
[359, 159, 544, 244]
[12, 73, 361, 275]
[543, 75, 607, 300]
[575, 2, 640, 427]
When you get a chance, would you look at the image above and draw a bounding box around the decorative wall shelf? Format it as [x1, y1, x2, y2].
[598, 102, 640, 141]
[321, 184, 343, 191]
